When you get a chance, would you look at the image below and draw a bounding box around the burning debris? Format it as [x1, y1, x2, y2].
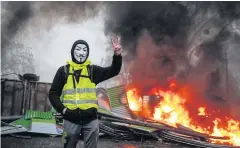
[125, 81, 240, 146]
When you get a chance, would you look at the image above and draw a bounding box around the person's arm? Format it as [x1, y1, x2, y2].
[48, 66, 66, 114]
[91, 36, 122, 84]
[92, 53, 122, 84]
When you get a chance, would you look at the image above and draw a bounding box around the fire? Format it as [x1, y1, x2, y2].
[126, 88, 142, 111]
[126, 85, 240, 146]
[198, 107, 206, 116]
[211, 119, 240, 145]
[153, 90, 190, 126]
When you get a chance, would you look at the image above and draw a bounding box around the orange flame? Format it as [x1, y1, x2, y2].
[126, 89, 142, 111]
[198, 107, 206, 116]
[126, 87, 240, 146]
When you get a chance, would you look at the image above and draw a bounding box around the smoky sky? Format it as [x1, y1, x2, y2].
[104, 2, 189, 55]
[104, 2, 240, 58]
[1, 1, 103, 53]
[104, 1, 240, 81]
[1, 1, 32, 50]
[2, 1, 240, 83]
[4, 1, 239, 60]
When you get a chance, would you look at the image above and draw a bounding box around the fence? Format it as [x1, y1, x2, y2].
[1, 79, 52, 117]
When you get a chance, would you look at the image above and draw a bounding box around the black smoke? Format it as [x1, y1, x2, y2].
[104, 2, 240, 58]
[1, 1, 32, 50]
[1, 1, 103, 50]
[104, 2, 190, 56]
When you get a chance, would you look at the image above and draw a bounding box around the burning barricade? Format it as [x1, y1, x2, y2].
[119, 79, 240, 147]
[92, 77, 239, 148]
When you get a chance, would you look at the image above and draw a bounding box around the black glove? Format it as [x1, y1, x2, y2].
[62, 108, 80, 122]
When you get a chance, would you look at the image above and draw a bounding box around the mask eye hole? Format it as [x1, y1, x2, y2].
[75, 46, 81, 50]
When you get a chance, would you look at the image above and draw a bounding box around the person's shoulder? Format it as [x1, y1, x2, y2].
[58, 65, 65, 71]
[56, 65, 68, 74]
[89, 64, 95, 67]
[89, 64, 100, 70]
[54, 65, 69, 80]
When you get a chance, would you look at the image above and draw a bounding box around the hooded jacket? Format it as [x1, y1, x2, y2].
[49, 40, 122, 123]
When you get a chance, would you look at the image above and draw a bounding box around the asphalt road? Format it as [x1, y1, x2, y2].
[1, 136, 196, 148]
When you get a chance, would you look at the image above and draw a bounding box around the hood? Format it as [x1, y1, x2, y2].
[71, 40, 90, 64]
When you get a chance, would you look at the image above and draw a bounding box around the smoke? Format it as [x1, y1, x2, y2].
[1, 2, 34, 75]
[104, 2, 240, 60]
[104, 2, 189, 56]
[104, 2, 240, 119]
[1, 2, 32, 51]
[1, 1, 106, 81]
[1, 1, 102, 49]
[30, 1, 102, 29]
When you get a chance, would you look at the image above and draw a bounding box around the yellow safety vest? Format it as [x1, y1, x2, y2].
[62, 60, 98, 110]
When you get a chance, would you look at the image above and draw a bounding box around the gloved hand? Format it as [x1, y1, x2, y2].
[62, 108, 80, 122]
[61, 107, 98, 123]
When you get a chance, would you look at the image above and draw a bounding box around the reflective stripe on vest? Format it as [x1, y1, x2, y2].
[63, 100, 98, 104]
[62, 88, 96, 95]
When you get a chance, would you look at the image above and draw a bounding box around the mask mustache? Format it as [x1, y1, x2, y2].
[76, 54, 86, 58]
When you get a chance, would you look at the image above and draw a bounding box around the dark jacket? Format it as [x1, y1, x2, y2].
[49, 54, 122, 123]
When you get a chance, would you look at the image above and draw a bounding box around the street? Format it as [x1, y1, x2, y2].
[1, 136, 195, 148]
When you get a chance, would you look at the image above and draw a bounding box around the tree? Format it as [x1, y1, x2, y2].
[1, 42, 35, 79]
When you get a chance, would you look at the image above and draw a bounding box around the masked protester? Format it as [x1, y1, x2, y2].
[49, 37, 122, 148]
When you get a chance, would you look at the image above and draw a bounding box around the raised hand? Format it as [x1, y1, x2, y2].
[111, 36, 121, 55]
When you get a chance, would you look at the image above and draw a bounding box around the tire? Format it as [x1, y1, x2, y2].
[23, 73, 39, 81]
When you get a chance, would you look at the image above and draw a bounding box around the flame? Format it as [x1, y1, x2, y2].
[211, 119, 240, 145]
[153, 90, 190, 126]
[126, 85, 240, 146]
[126, 88, 142, 111]
[198, 107, 206, 116]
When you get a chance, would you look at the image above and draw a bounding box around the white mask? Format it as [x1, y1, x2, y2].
[73, 44, 88, 63]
